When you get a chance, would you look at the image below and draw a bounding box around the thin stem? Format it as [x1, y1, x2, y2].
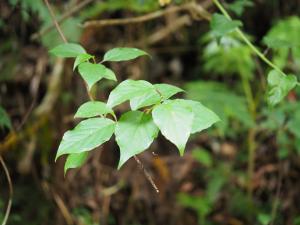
[212, 0, 286, 76]
[134, 155, 159, 193]
[44, 0, 67, 43]
[0, 155, 13, 225]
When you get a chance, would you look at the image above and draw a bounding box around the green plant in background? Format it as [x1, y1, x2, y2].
[178, 148, 228, 225]
[50, 43, 220, 173]
[0, 106, 12, 131]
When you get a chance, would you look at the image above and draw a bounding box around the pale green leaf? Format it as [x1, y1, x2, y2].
[152, 100, 194, 155]
[130, 91, 160, 110]
[74, 101, 113, 118]
[115, 111, 159, 169]
[73, 53, 93, 70]
[210, 13, 242, 37]
[103, 47, 149, 62]
[129, 83, 184, 110]
[0, 106, 12, 130]
[107, 80, 155, 108]
[56, 118, 115, 159]
[154, 83, 184, 100]
[50, 43, 86, 58]
[64, 152, 88, 174]
[78, 62, 117, 90]
[175, 99, 220, 133]
[267, 70, 297, 106]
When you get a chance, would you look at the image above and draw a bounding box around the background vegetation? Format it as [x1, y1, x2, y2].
[1, 0, 300, 224]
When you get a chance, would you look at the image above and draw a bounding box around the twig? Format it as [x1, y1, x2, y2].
[32, 0, 95, 40]
[134, 155, 159, 193]
[44, 0, 160, 193]
[0, 155, 13, 225]
[83, 1, 211, 28]
[43, 0, 67, 43]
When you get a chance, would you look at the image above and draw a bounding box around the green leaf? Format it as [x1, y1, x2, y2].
[154, 83, 184, 100]
[175, 99, 220, 133]
[107, 80, 155, 108]
[103, 47, 149, 62]
[210, 13, 242, 37]
[56, 118, 115, 159]
[115, 111, 159, 169]
[49, 43, 86, 58]
[0, 106, 12, 130]
[74, 101, 113, 118]
[78, 62, 117, 90]
[267, 70, 297, 106]
[152, 100, 194, 155]
[64, 152, 88, 175]
[130, 91, 160, 110]
[129, 83, 184, 110]
[73, 53, 93, 70]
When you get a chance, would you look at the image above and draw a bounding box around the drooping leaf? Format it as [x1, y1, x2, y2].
[64, 152, 88, 174]
[267, 70, 297, 106]
[0, 106, 12, 130]
[210, 13, 242, 37]
[103, 47, 149, 62]
[78, 62, 117, 90]
[73, 53, 93, 70]
[152, 99, 194, 155]
[56, 118, 115, 159]
[74, 101, 113, 118]
[49, 43, 86, 58]
[154, 83, 184, 100]
[115, 111, 159, 168]
[107, 80, 155, 108]
[175, 99, 220, 133]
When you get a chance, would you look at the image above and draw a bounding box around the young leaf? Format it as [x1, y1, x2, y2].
[64, 152, 88, 175]
[0, 106, 12, 130]
[103, 47, 149, 62]
[74, 101, 113, 118]
[107, 80, 155, 108]
[78, 62, 117, 90]
[267, 70, 297, 106]
[152, 100, 194, 155]
[175, 99, 220, 133]
[210, 13, 242, 37]
[115, 111, 159, 169]
[50, 43, 86, 58]
[154, 83, 184, 101]
[56, 118, 115, 160]
[73, 53, 93, 70]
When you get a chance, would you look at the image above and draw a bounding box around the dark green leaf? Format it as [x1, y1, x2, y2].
[0, 106, 12, 130]
[115, 111, 159, 168]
